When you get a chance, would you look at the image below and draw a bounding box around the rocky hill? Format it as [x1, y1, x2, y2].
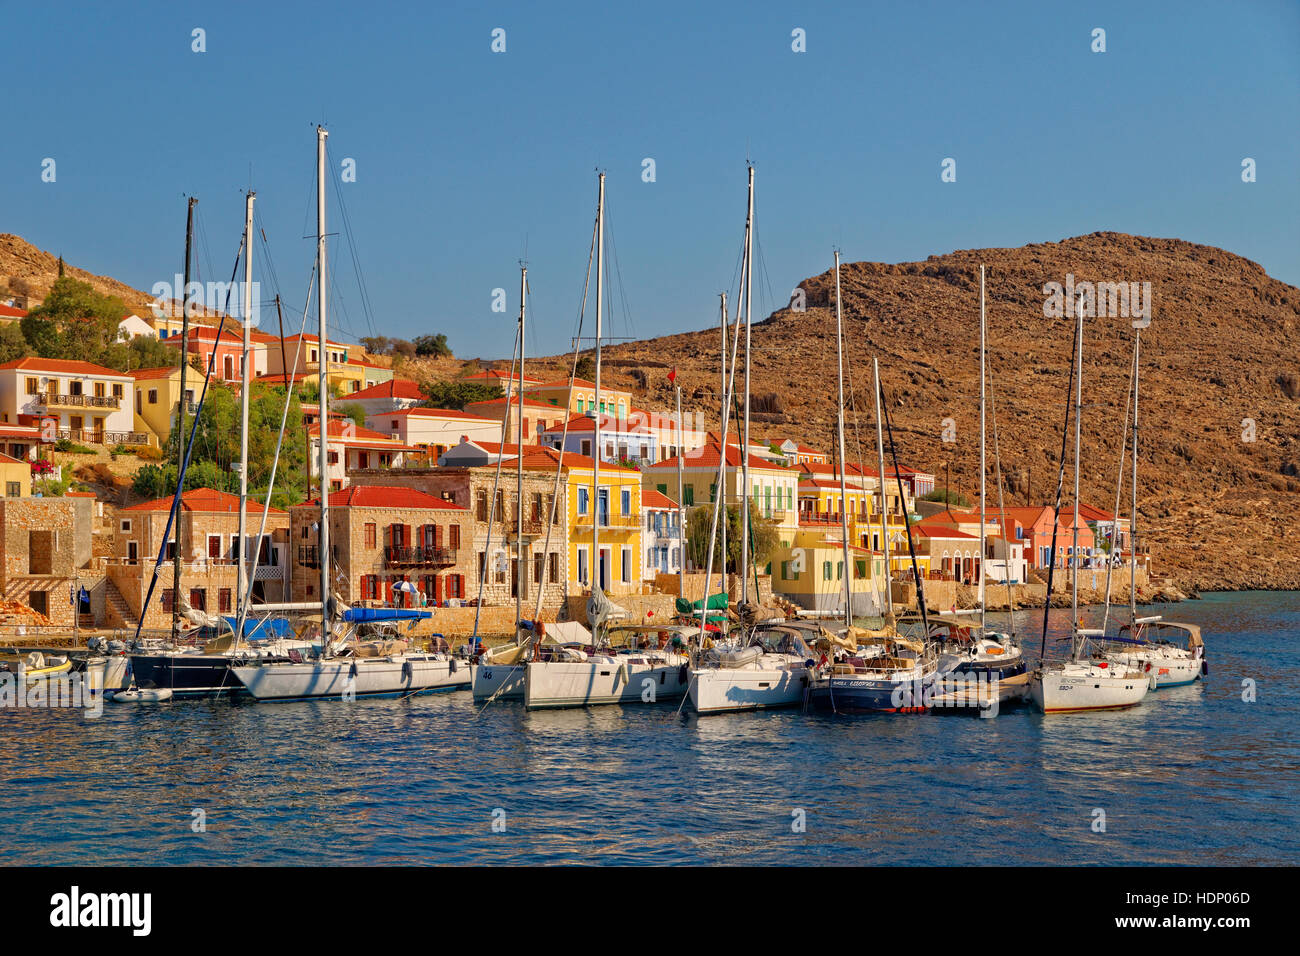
[0, 233, 155, 308]
[523, 232, 1300, 592]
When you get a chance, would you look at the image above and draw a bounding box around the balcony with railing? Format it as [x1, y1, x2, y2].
[384, 545, 457, 567]
[58, 428, 149, 445]
[39, 392, 121, 410]
[573, 511, 641, 530]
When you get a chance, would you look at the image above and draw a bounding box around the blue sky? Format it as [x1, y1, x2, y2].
[4, 0, 1296, 358]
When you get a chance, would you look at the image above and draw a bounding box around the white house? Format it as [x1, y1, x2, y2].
[538, 412, 657, 466]
[642, 489, 684, 582]
[348, 378, 426, 418]
[368, 407, 500, 460]
[0, 357, 142, 445]
[116, 313, 156, 340]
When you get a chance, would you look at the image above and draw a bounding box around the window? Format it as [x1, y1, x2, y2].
[621, 489, 630, 515]
[533, 552, 543, 584]
[577, 547, 589, 585]
[621, 548, 632, 583]
[364, 522, 376, 549]
[25, 377, 37, 395]
[577, 487, 589, 515]
[548, 552, 559, 583]
[327, 451, 339, 465]
[5, 482, 20, 497]
[656, 483, 667, 495]
[449, 524, 460, 549]
[136, 391, 142, 413]
[219, 588, 232, 613]
[113, 383, 123, 399]
[683, 484, 694, 506]
[148, 388, 158, 404]
[823, 561, 832, 581]
[161, 588, 175, 612]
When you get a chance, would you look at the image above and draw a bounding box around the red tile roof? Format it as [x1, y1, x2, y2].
[308, 421, 415, 450]
[349, 378, 425, 401]
[650, 441, 792, 472]
[130, 366, 179, 381]
[125, 488, 285, 514]
[297, 485, 468, 511]
[382, 406, 493, 420]
[0, 357, 129, 377]
[641, 489, 679, 510]
[0, 304, 28, 319]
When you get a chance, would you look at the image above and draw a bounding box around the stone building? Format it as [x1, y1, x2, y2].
[107, 488, 290, 630]
[288, 485, 475, 608]
[344, 465, 568, 611]
[0, 496, 98, 627]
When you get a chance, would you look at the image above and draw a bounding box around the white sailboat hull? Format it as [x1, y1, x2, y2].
[524, 657, 688, 709]
[231, 655, 469, 701]
[688, 664, 809, 714]
[1030, 662, 1150, 713]
[471, 662, 525, 701]
[1105, 649, 1202, 688]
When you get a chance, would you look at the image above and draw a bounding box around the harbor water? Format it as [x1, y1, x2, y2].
[2, 591, 1296, 865]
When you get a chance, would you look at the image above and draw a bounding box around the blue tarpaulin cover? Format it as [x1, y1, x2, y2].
[221, 616, 293, 642]
[341, 607, 432, 623]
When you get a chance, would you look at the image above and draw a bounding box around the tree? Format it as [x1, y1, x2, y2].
[22, 277, 129, 366]
[337, 403, 367, 428]
[160, 381, 309, 506]
[413, 333, 452, 358]
[574, 353, 595, 380]
[0, 322, 31, 363]
[360, 335, 391, 355]
[685, 504, 780, 574]
[418, 379, 501, 410]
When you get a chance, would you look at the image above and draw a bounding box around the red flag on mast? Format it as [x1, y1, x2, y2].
[667, 368, 677, 384]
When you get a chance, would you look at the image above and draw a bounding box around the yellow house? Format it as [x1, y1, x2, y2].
[130, 366, 193, 447]
[514, 447, 643, 595]
[265, 334, 368, 395]
[0, 453, 31, 497]
[797, 466, 919, 575]
[522, 378, 634, 419]
[644, 440, 800, 548]
[772, 529, 886, 616]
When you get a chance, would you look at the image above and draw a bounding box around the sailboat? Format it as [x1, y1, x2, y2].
[523, 172, 690, 710]
[1100, 321, 1206, 688]
[936, 265, 1025, 682]
[128, 192, 319, 697]
[688, 168, 812, 714]
[469, 265, 534, 703]
[807, 267, 939, 714]
[230, 126, 467, 702]
[1029, 292, 1150, 714]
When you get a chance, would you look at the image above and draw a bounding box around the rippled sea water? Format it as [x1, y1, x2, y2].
[3, 591, 1296, 865]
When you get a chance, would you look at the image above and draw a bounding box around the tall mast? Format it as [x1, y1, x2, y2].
[237, 190, 255, 635]
[834, 252, 852, 630]
[1070, 294, 1084, 659]
[516, 263, 526, 629]
[719, 291, 727, 589]
[173, 196, 196, 642]
[675, 378, 685, 597]
[1130, 326, 1141, 630]
[873, 358, 893, 628]
[316, 125, 331, 647]
[592, 171, 604, 613]
[979, 264, 987, 634]
[740, 165, 754, 602]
